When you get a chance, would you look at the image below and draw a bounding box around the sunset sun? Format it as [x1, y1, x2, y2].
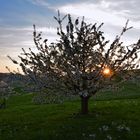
[102, 67, 111, 76]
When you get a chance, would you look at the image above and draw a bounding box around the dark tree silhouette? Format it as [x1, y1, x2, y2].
[9, 12, 140, 114]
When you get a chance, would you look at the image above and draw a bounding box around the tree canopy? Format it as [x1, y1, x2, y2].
[9, 11, 140, 114]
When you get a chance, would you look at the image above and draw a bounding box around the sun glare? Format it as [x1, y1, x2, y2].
[102, 67, 111, 76]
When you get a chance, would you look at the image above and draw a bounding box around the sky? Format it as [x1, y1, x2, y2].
[0, 0, 140, 73]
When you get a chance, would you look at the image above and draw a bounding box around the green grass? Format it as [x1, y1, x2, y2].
[94, 81, 140, 100]
[0, 82, 140, 140]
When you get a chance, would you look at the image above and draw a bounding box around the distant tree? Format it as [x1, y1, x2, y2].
[9, 11, 140, 114]
[0, 81, 9, 109]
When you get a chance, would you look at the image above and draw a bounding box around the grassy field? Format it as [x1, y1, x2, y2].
[0, 82, 140, 140]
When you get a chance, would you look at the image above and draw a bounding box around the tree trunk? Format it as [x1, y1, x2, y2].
[81, 96, 90, 114]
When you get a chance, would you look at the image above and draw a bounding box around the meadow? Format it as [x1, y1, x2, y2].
[0, 81, 140, 140]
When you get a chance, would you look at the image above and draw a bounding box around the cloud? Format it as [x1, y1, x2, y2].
[58, 3, 125, 26]
[54, 0, 140, 44]
[1, 0, 140, 72]
[26, 0, 50, 7]
[87, 0, 140, 23]
[0, 25, 57, 44]
[57, 1, 140, 26]
[0, 25, 58, 72]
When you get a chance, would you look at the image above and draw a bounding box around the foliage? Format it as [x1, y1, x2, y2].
[0, 98, 6, 109]
[32, 88, 78, 104]
[9, 11, 140, 113]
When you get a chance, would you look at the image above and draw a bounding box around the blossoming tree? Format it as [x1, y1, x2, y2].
[10, 12, 140, 114]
